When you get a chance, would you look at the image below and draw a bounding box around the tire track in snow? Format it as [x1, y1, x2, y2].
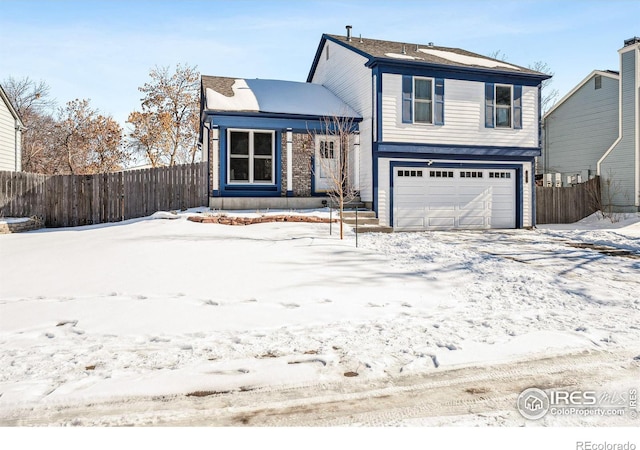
[2, 348, 637, 426]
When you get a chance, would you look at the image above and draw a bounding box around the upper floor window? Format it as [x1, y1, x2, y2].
[485, 83, 522, 129]
[402, 75, 444, 125]
[495, 85, 512, 128]
[414, 78, 433, 124]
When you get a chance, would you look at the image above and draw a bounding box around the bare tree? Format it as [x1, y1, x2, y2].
[586, 170, 624, 223]
[56, 99, 127, 174]
[528, 61, 559, 114]
[2, 76, 59, 173]
[127, 64, 200, 166]
[309, 115, 359, 239]
[487, 54, 559, 114]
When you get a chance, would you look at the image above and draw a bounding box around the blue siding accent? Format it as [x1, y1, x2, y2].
[402, 75, 413, 123]
[388, 160, 524, 229]
[378, 142, 541, 157]
[370, 61, 547, 87]
[434, 78, 445, 125]
[485, 83, 495, 128]
[207, 114, 359, 133]
[513, 85, 523, 129]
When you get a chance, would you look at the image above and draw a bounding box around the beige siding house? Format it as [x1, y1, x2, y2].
[0, 84, 24, 172]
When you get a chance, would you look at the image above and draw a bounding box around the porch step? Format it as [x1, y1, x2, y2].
[354, 224, 394, 234]
[332, 208, 394, 233]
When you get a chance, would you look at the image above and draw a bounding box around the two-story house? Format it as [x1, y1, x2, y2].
[0, 84, 23, 172]
[542, 37, 640, 212]
[200, 29, 549, 229]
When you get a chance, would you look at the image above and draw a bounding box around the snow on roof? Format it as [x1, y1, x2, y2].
[384, 52, 417, 60]
[204, 77, 360, 118]
[417, 48, 520, 70]
[206, 79, 259, 112]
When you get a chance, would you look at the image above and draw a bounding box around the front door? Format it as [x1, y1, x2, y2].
[314, 136, 341, 192]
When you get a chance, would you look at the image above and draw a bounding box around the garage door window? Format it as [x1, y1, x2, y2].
[489, 171, 511, 179]
[429, 170, 454, 178]
[460, 171, 483, 178]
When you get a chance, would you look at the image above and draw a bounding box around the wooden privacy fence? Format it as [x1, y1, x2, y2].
[0, 162, 208, 228]
[536, 176, 600, 224]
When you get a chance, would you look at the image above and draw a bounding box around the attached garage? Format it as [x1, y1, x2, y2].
[392, 166, 517, 230]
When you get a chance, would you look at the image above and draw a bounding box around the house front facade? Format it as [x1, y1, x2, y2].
[0, 84, 23, 172]
[542, 37, 640, 212]
[200, 29, 549, 229]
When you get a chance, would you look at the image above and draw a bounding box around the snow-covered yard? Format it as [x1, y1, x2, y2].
[0, 210, 639, 426]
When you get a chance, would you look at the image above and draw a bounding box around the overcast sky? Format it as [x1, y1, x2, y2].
[1, 0, 639, 127]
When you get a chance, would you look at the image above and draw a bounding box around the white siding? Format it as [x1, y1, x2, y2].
[311, 40, 374, 202]
[381, 74, 538, 148]
[0, 100, 18, 171]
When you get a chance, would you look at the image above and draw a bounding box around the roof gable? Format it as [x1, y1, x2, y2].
[0, 84, 24, 127]
[544, 70, 619, 118]
[308, 33, 550, 82]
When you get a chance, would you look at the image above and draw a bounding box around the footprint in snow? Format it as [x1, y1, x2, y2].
[203, 299, 219, 306]
[281, 303, 300, 309]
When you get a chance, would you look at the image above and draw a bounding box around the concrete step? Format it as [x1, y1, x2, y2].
[342, 211, 377, 219]
[342, 217, 380, 225]
[354, 224, 394, 233]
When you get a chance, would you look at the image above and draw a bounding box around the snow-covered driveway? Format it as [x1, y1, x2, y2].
[0, 212, 639, 425]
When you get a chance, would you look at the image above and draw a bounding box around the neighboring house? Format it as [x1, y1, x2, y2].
[542, 37, 640, 212]
[200, 28, 550, 229]
[541, 70, 619, 185]
[0, 84, 24, 172]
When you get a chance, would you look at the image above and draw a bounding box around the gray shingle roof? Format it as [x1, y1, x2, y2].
[324, 34, 545, 76]
[201, 75, 361, 118]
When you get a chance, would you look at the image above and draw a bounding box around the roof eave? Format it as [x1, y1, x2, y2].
[203, 109, 362, 122]
[0, 85, 25, 127]
[368, 57, 551, 82]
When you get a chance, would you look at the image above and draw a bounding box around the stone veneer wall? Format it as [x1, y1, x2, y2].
[281, 132, 314, 197]
[0, 218, 43, 234]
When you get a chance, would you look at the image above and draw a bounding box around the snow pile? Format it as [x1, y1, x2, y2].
[0, 211, 638, 424]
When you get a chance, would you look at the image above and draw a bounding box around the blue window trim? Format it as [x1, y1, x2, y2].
[388, 160, 523, 229]
[434, 78, 445, 125]
[218, 127, 282, 197]
[485, 83, 495, 128]
[401, 76, 444, 126]
[513, 85, 522, 129]
[402, 75, 413, 123]
[486, 83, 523, 129]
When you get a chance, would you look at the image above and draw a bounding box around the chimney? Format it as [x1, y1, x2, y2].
[623, 36, 640, 47]
[346, 25, 352, 42]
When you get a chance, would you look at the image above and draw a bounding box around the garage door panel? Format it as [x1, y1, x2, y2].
[459, 216, 486, 227]
[393, 167, 516, 230]
[427, 217, 455, 228]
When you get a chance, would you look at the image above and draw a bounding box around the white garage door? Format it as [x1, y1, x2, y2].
[393, 167, 516, 230]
